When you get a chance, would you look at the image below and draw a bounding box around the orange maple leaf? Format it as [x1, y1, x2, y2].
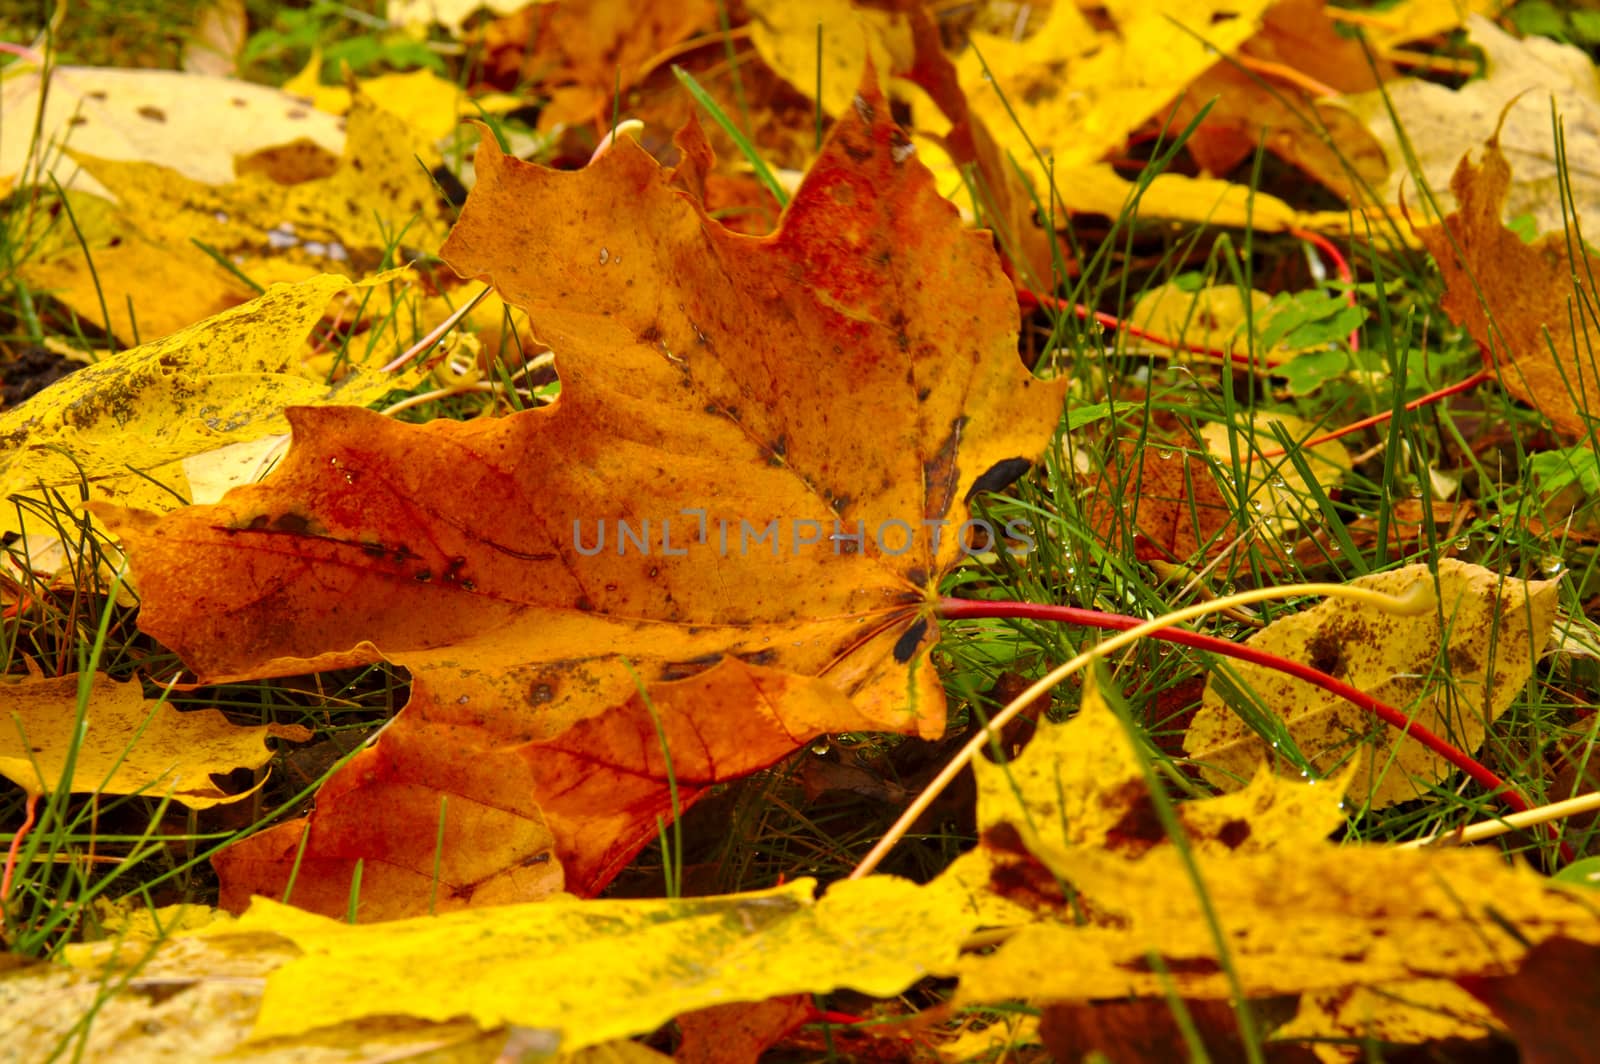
[101, 76, 1066, 917]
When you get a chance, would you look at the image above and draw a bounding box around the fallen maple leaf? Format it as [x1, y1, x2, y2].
[280, 53, 523, 142]
[958, 0, 1272, 175]
[1184, 559, 1559, 809]
[1197, 412, 1351, 538]
[481, 0, 715, 130]
[747, 0, 913, 124]
[1415, 129, 1600, 440]
[0, 672, 309, 807]
[1082, 438, 1238, 564]
[102, 75, 1067, 913]
[672, 996, 812, 1064]
[950, 673, 1600, 1028]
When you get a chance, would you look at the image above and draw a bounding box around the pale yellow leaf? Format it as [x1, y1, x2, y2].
[0, 67, 343, 199]
[71, 95, 446, 266]
[1334, 15, 1600, 236]
[386, 0, 531, 37]
[1185, 559, 1560, 808]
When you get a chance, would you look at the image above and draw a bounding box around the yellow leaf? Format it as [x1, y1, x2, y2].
[960, 0, 1272, 175]
[957, 838, 1600, 1003]
[221, 877, 974, 1047]
[0, 271, 416, 534]
[22, 233, 257, 350]
[0, 672, 309, 807]
[1175, 764, 1350, 854]
[1278, 981, 1499, 1060]
[1049, 162, 1309, 233]
[746, 0, 913, 120]
[972, 669, 1144, 849]
[284, 51, 522, 141]
[1345, 0, 1513, 56]
[1184, 559, 1560, 808]
[88, 900, 232, 943]
[948, 671, 1600, 1019]
[1132, 283, 1271, 357]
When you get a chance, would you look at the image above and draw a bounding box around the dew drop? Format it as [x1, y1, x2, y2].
[598, 246, 610, 265]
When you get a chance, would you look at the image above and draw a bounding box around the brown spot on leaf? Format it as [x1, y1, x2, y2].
[1216, 818, 1251, 849]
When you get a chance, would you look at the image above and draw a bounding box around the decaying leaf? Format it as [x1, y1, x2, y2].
[957, 833, 1600, 1005]
[1039, 995, 1305, 1064]
[1415, 130, 1600, 440]
[948, 672, 1600, 1027]
[673, 996, 812, 1064]
[1082, 438, 1238, 564]
[0, 671, 309, 807]
[1169, 0, 1390, 199]
[971, 664, 1146, 851]
[1458, 937, 1600, 1063]
[1, 271, 417, 534]
[1185, 559, 1560, 809]
[102, 75, 1067, 913]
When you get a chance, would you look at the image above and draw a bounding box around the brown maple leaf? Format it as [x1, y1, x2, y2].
[479, 0, 715, 131]
[1416, 130, 1600, 439]
[100, 75, 1066, 916]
